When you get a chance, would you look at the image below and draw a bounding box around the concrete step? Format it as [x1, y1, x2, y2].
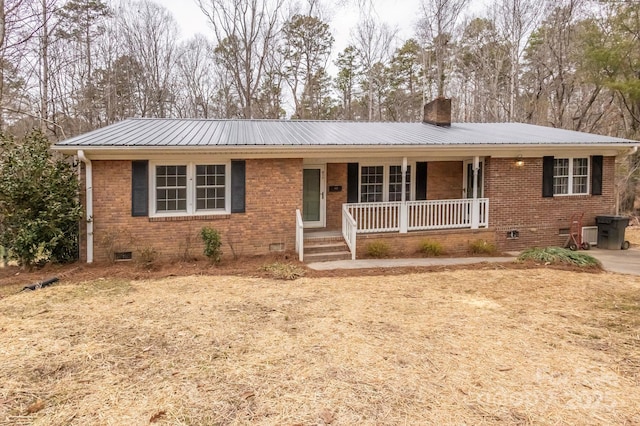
[304, 251, 352, 263]
[304, 241, 349, 254]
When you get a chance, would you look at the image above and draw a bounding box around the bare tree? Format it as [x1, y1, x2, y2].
[117, 0, 178, 118]
[492, 0, 542, 121]
[418, 0, 469, 98]
[351, 17, 396, 121]
[196, 0, 285, 119]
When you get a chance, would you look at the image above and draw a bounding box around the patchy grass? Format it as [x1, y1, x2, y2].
[517, 247, 602, 268]
[1, 269, 639, 425]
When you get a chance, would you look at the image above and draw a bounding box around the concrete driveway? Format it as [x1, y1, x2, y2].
[587, 247, 640, 276]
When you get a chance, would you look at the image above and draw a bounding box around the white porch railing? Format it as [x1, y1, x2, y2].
[295, 209, 304, 262]
[345, 198, 489, 233]
[342, 205, 357, 260]
[345, 202, 401, 233]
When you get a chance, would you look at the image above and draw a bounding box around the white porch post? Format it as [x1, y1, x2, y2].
[471, 155, 480, 229]
[400, 157, 408, 233]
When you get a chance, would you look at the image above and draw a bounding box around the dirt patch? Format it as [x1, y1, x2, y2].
[1, 268, 639, 425]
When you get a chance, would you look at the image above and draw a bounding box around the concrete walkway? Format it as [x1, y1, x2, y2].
[307, 256, 515, 270]
[307, 247, 640, 276]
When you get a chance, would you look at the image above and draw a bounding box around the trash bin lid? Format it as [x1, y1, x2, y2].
[596, 215, 628, 223]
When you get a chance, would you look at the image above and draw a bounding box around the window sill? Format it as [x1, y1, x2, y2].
[149, 214, 231, 222]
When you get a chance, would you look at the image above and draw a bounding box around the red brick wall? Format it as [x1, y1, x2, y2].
[427, 161, 463, 200]
[485, 156, 616, 251]
[87, 158, 302, 263]
[326, 163, 347, 230]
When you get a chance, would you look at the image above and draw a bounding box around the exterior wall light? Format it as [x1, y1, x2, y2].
[515, 155, 524, 167]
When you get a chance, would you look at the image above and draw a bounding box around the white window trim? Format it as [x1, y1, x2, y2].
[554, 157, 590, 196]
[359, 162, 415, 202]
[149, 160, 231, 217]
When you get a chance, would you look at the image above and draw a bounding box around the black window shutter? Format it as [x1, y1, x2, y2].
[415, 162, 428, 200]
[347, 163, 359, 203]
[542, 156, 554, 198]
[231, 160, 246, 213]
[591, 155, 603, 196]
[131, 160, 148, 217]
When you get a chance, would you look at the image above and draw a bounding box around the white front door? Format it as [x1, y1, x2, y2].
[302, 166, 326, 228]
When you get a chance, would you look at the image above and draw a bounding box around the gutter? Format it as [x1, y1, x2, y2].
[77, 150, 93, 263]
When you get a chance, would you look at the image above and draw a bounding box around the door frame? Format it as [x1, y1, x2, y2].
[463, 158, 484, 198]
[302, 165, 326, 228]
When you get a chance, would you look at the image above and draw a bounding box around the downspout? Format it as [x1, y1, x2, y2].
[77, 150, 93, 263]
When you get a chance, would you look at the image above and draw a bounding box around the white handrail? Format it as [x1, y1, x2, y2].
[342, 205, 357, 260]
[295, 209, 304, 262]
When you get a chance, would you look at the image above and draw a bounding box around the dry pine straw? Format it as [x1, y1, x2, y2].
[0, 268, 639, 425]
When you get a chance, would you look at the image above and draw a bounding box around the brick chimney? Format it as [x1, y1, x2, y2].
[423, 97, 451, 127]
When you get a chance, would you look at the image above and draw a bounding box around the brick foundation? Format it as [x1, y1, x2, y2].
[356, 229, 496, 257]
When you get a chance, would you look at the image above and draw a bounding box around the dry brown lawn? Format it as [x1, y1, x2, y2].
[1, 267, 639, 425]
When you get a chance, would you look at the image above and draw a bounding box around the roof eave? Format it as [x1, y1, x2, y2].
[52, 143, 638, 160]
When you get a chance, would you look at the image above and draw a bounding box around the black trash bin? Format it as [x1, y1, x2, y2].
[595, 215, 630, 250]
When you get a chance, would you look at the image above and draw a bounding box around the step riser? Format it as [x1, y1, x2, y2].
[304, 253, 352, 262]
[304, 244, 349, 254]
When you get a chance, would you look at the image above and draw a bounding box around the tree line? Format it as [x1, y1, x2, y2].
[0, 0, 639, 142]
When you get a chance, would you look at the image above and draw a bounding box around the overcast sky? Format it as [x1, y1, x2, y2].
[153, 0, 487, 52]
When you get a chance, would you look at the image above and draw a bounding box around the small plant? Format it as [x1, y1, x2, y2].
[517, 247, 601, 268]
[468, 239, 497, 255]
[366, 241, 391, 258]
[200, 227, 223, 264]
[136, 246, 158, 270]
[261, 262, 305, 280]
[419, 239, 444, 257]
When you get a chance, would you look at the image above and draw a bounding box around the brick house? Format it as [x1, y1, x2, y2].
[53, 98, 638, 263]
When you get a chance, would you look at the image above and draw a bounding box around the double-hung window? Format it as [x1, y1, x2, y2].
[360, 164, 412, 202]
[152, 162, 229, 215]
[553, 157, 589, 195]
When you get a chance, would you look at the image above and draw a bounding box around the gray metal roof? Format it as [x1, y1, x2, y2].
[54, 118, 637, 148]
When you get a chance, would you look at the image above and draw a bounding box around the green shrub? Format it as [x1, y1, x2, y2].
[0, 131, 82, 266]
[517, 247, 601, 268]
[261, 262, 305, 280]
[419, 240, 444, 257]
[200, 227, 223, 264]
[366, 241, 391, 258]
[468, 239, 497, 255]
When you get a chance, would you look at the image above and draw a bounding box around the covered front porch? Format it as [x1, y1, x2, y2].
[296, 156, 489, 261]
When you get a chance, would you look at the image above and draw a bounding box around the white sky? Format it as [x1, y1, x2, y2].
[154, 0, 487, 52]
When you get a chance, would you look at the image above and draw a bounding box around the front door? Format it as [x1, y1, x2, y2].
[302, 166, 325, 228]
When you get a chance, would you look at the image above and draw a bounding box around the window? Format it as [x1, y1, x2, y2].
[152, 162, 229, 215]
[360, 164, 412, 202]
[196, 165, 226, 210]
[389, 165, 411, 201]
[156, 165, 187, 212]
[553, 157, 589, 195]
[361, 166, 384, 202]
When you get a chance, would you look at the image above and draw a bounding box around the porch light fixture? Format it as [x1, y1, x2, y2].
[515, 155, 525, 167]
